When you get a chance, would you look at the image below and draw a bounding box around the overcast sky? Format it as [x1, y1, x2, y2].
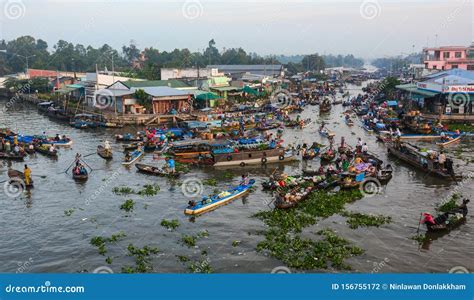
[0, 0, 472, 59]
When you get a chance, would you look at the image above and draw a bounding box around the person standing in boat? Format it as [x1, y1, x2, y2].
[165, 157, 176, 174]
[23, 164, 31, 186]
[362, 143, 368, 155]
[104, 140, 112, 154]
[438, 151, 446, 169]
[240, 174, 250, 186]
[356, 138, 363, 153]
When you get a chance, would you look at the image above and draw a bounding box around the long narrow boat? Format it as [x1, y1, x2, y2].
[38, 138, 73, 147]
[122, 149, 144, 166]
[422, 199, 469, 232]
[115, 134, 143, 142]
[135, 163, 180, 177]
[213, 148, 297, 167]
[184, 179, 255, 215]
[7, 169, 34, 188]
[436, 134, 463, 147]
[400, 134, 441, 141]
[34, 144, 58, 158]
[274, 186, 314, 209]
[345, 118, 354, 126]
[97, 145, 113, 160]
[386, 143, 461, 180]
[73, 172, 88, 182]
[0, 151, 26, 161]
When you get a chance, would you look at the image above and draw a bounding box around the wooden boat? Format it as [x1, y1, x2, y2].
[255, 123, 280, 131]
[302, 148, 320, 160]
[436, 134, 463, 147]
[34, 144, 58, 157]
[143, 142, 156, 152]
[345, 118, 354, 126]
[377, 166, 393, 184]
[422, 199, 469, 232]
[7, 169, 34, 188]
[361, 123, 374, 133]
[0, 151, 25, 161]
[213, 148, 297, 167]
[400, 134, 441, 141]
[319, 129, 335, 138]
[320, 150, 336, 162]
[97, 145, 113, 160]
[376, 131, 392, 143]
[184, 179, 255, 215]
[38, 137, 73, 147]
[115, 134, 143, 142]
[122, 149, 144, 166]
[135, 163, 180, 177]
[73, 173, 88, 181]
[123, 143, 139, 151]
[386, 143, 461, 180]
[275, 186, 314, 209]
[319, 104, 331, 113]
[308, 99, 319, 105]
[333, 100, 343, 105]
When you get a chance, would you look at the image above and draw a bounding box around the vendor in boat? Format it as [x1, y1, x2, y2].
[124, 152, 131, 162]
[438, 151, 446, 169]
[362, 143, 368, 155]
[104, 140, 112, 153]
[356, 138, 363, 153]
[54, 134, 61, 141]
[24, 164, 31, 186]
[240, 174, 250, 186]
[49, 145, 56, 153]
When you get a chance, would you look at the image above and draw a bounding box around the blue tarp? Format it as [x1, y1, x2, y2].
[387, 100, 398, 106]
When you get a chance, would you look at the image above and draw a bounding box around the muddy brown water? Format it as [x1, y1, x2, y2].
[0, 83, 472, 273]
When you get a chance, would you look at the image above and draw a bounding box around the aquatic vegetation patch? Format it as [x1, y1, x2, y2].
[122, 244, 160, 273]
[256, 228, 363, 270]
[253, 190, 364, 270]
[120, 199, 135, 212]
[90, 232, 127, 256]
[160, 219, 180, 231]
[181, 230, 209, 247]
[112, 186, 136, 195]
[232, 240, 241, 247]
[176, 252, 213, 273]
[64, 208, 75, 216]
[137, 184, 160, 196]
[410, 234, 432, 245]
[202, 178, 218, 186]
[342, 211, 392, 229]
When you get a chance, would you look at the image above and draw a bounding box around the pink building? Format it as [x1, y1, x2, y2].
[423, 45, 474, 71]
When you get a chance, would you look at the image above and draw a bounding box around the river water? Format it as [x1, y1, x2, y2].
[0, 83, 473, 274]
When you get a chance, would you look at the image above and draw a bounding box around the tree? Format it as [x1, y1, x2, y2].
[301, 54, 325, 71]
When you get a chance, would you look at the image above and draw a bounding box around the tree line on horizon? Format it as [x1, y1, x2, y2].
[1, 36, 366, 80]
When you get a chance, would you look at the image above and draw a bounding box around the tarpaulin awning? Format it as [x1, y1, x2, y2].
[396, 84, 439, 98]
[195, 92, 220, 102]
[242, 85, 259, 96]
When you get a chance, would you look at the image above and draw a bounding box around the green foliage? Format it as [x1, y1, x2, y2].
[447, 123, 474, 133]
[90, 232, 127, 256]
[437, 194, 461, 213]
[160, 219, 180, 231]
[64, 208, 75, 216]
[342, 211, 392, 229]
[202, 178, 218, 186]
[120, 199, 135, 212]
[112, 186, 136, 195]
[137, 184, 160, 196]
[122, 244, 160, 273]
[181, 235, 197, 247]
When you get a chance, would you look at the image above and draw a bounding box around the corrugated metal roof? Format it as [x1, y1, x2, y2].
[132, 86, 190, 97]
[396, 84, 439, 97]
[124, 79, 191, 88]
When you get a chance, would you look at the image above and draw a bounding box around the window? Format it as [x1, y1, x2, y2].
[433, 65, 437, 70]
[443, 52, 450, 59]
[468, 50, 474, 59]
[451, 65, 458, 69]
[455, 52, 462, 58]
[467, 65, 474, 70]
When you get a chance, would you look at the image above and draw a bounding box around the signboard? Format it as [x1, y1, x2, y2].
[443, 85, 474, 93]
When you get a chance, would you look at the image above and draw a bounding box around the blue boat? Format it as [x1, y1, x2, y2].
[122, 149, 144, 165]
[184, 179, 255, 215]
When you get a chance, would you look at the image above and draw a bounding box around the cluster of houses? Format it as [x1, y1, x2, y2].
[1, 64, 285, 116]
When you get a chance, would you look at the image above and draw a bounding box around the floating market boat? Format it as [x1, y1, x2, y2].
[115, 134, 143, 142]
[255, 123, 281, 131]
[34, 144, 58, 158]
[0, 151, 26, 161]
[319, 129, 335, 138]
[274, 186, 314, 209]
[386, 142, 461, 180]
[399, 134, 442, 141]
[73, 172, 88, 182]
[184, 179, 255, 215]
[122, 149, 144, 166]
[135, 163, 181, 177]
[213, 148, 297, 167]
[123, 143, 140, 151]
[97, 145, 113, 160]
[320, 149, 336, 162]
[7, 168, 34, 188]
[37, 137, 73, 147]
[421, 199, 469, 232]
[436, 134, 463, 147]
[345, 118, 354, 126]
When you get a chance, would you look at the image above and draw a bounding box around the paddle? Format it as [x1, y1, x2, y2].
[31, 175, 47, 179]
[82, 152, 97, 158]
[416, 212, 423, 234]
[62, 160, 76, 174]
